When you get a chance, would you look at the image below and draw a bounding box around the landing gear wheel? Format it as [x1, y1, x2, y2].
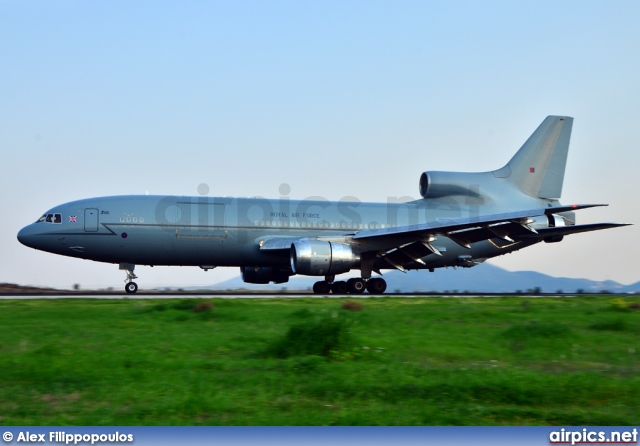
[347, 278, 366, 294]
[120, 264, 139, 294]
[331, 281, 348, 294]
[313, 281, 331, 294]
[366, 278, 387, 294]
[125, 282, 138, 294]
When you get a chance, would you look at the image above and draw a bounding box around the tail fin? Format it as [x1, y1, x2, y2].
[493, 116, 573, 199]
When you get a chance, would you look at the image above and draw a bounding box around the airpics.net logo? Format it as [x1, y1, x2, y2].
[549, 428, 638, 445]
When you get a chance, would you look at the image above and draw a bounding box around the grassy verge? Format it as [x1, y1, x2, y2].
[0, 296, 638, 425]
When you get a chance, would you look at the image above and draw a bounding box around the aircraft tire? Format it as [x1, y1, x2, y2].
[125, 282, 138, 294]
[331, 281, 348, 294]
[313, 281, 330, 294]
[347, 278, 366, 294]
[366, 278, 387, 294]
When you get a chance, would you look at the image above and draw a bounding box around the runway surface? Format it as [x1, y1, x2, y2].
[0, 293, 318, 299]
[0, 291, 602, 299]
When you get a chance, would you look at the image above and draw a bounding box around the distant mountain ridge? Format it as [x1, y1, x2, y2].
[199, 263, 639, 294]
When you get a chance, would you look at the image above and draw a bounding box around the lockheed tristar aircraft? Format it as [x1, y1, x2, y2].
[18, 116, 628, 294]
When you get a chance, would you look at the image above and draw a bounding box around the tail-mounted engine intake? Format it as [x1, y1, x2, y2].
[419, 171, 484, 198]
[241, 266, 290, 284]
[290, 240, 360, 276]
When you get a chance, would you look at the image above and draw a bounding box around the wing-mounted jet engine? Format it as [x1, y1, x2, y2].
[289, 240, 360, 276]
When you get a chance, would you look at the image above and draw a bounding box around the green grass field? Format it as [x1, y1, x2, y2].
[0, 296, 638, 425]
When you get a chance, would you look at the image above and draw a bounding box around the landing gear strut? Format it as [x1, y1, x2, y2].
[312, 277, 386, 295]
[120, 263, 138, 294]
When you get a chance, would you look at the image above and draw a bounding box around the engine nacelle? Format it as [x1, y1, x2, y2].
[526, 214, 566, 243]
[290, 240, 359, 276]
[527, 214, 567, 229]
[240, 266, 290, 284]
[419, 171, 483, 198]
[544, 214, 566, 243]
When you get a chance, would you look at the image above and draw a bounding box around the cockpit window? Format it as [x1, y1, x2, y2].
[39, 213, 62, 224]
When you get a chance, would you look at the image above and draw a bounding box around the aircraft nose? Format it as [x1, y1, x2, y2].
[17, 225, 37, 248]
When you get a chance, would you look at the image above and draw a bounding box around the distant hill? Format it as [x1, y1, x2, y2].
[0, 283, 71, 294]
[202, 263, 639, 294]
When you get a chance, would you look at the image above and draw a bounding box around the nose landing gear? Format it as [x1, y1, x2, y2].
[120, 263, 139, 294]
[125, 281, 138, 294]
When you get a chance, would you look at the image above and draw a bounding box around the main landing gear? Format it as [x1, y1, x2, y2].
[312, 277, 387, 295]
[120, 263, 139, 294]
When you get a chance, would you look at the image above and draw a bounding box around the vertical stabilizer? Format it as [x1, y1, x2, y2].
[493, 116, 573, 199]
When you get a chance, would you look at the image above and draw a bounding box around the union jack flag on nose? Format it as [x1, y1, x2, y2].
[69, 216, 77, 222]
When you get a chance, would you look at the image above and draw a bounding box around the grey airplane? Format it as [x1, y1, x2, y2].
[17, 116, 628, 294]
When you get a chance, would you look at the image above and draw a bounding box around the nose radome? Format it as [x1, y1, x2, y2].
[17, 225, 35, 248]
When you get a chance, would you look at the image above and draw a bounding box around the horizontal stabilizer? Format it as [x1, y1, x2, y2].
[543, 204, 607, 214]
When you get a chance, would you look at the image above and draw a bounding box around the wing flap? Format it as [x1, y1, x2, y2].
[378, 241, 441, 269]
[447, 221, 536, 246]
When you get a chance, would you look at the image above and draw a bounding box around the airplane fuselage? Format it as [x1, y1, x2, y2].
[17, 193, 545, 271]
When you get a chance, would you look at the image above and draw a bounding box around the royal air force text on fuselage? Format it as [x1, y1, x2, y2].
[270, 212, 321, 219]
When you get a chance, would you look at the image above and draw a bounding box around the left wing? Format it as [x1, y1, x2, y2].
[258, 204, 628, 272]
[352, 204, 605, 242]
[352, 204, 629, 271]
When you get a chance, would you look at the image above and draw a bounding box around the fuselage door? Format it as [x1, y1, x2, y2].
[84, 208, 99, 232]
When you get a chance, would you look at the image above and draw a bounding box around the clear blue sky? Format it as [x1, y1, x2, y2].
[2, 1, 638, 289]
